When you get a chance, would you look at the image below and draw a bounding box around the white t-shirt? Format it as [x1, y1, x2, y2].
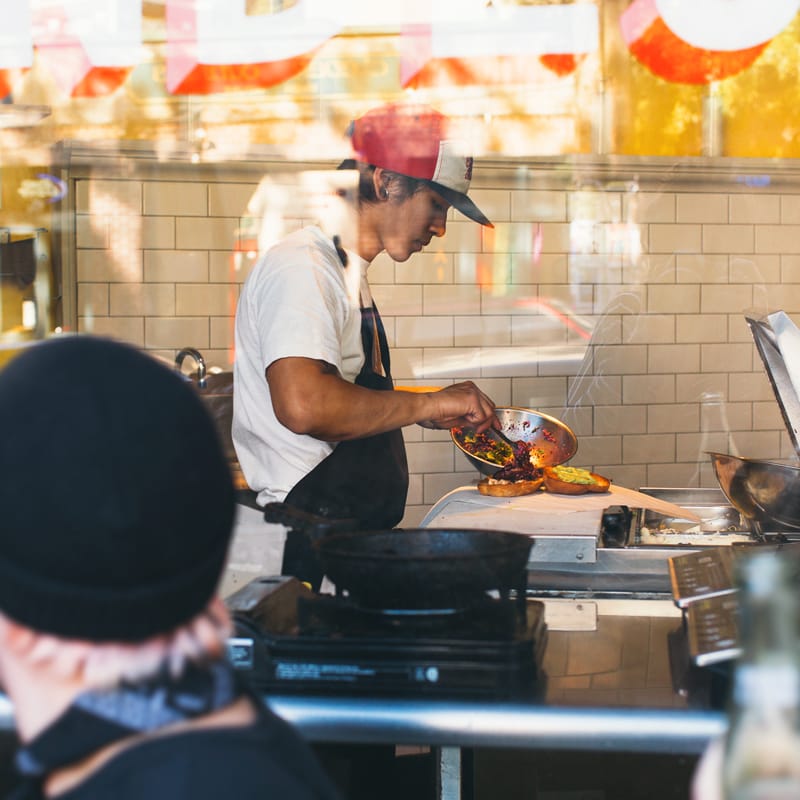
[233, 226, 370, 506]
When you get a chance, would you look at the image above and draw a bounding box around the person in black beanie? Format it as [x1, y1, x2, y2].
[0, 335, 340, 800]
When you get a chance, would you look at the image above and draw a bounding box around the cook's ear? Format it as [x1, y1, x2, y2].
[372, 167, 389, 201]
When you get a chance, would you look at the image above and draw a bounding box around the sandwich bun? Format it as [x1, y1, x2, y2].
[543, 465, 610, 495]
[477, 475, 544, 497]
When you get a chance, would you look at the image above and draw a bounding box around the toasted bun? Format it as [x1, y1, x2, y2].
[543, 466, 610, 495]
[477, 476, 544, 497]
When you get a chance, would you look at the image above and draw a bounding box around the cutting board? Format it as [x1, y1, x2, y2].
[421, 483, 702, 537]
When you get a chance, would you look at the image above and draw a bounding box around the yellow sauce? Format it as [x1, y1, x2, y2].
[550, 465, 596, 485]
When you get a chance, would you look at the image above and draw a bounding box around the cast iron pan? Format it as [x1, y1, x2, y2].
[263, 502, 533, 608]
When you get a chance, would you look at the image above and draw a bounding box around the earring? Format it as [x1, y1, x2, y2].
[382, 188, 389, 199]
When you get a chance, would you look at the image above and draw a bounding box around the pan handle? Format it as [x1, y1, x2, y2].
[262, 502, 358, 542]
[263, 502, 359, 593]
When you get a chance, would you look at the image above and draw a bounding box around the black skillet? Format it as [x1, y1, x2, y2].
[262, 502, 533, 609]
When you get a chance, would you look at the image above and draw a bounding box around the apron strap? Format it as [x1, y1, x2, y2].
[281, 245, 409, 584]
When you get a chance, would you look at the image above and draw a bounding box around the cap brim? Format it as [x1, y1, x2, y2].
[338, 161, 493, 228]
[427, 181, 493, 228]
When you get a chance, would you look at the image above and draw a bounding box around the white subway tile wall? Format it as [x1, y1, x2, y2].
[73, 163, 800, 526]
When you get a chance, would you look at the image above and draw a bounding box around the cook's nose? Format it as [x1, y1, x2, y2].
[430, 216, 447, 238]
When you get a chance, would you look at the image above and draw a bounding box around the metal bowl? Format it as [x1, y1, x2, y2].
[709, 451, 800, 531]
[451, 407, 578, 477]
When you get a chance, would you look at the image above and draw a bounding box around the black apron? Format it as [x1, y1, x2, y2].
[281, 278, 409, 585]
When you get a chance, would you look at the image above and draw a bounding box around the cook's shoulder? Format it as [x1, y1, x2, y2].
[265, 226, 337, 268]
[243, 227, 337, 287]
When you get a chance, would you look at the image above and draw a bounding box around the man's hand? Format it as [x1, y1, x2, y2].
[424, 381, 498, 432]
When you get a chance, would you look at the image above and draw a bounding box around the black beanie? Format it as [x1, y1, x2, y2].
[0, 336, 235, 643]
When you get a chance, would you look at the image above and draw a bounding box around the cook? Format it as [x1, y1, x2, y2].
[231, 102, 498, 582]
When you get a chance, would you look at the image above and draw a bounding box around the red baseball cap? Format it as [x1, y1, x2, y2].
[348, 103, 492, 228]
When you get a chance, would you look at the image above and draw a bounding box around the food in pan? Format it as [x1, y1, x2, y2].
[543, 465, 610, 494]
[452, 427, 514, 466]
[452, 426, 549, 469]
[638, 526, 751, 546]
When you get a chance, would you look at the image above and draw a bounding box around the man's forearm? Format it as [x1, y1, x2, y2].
[267, 356, 497, 441]
[267, 357, 434, 440]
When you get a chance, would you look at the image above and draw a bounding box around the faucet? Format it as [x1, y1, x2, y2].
[175, 347, 207, 389]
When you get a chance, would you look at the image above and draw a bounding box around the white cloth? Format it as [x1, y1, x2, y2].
[218, 505, 288, 598]
[233, 226, 370, 506]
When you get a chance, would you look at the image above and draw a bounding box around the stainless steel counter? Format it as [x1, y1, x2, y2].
[265, 598, 727, 799]
[266, 600, 727, 755]
[268, 698, 725, 798]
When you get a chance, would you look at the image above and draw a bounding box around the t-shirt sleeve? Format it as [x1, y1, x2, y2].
[249, 241, 347, 375]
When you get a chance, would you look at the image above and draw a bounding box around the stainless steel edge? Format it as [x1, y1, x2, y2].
[266, 696, 726, 755]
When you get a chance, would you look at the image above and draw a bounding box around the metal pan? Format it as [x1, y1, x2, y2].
[452, 406, 578, 476]
[316, 528, 533, 608]
[709, 451, 800, 532]
[262, 503, 533, 608]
